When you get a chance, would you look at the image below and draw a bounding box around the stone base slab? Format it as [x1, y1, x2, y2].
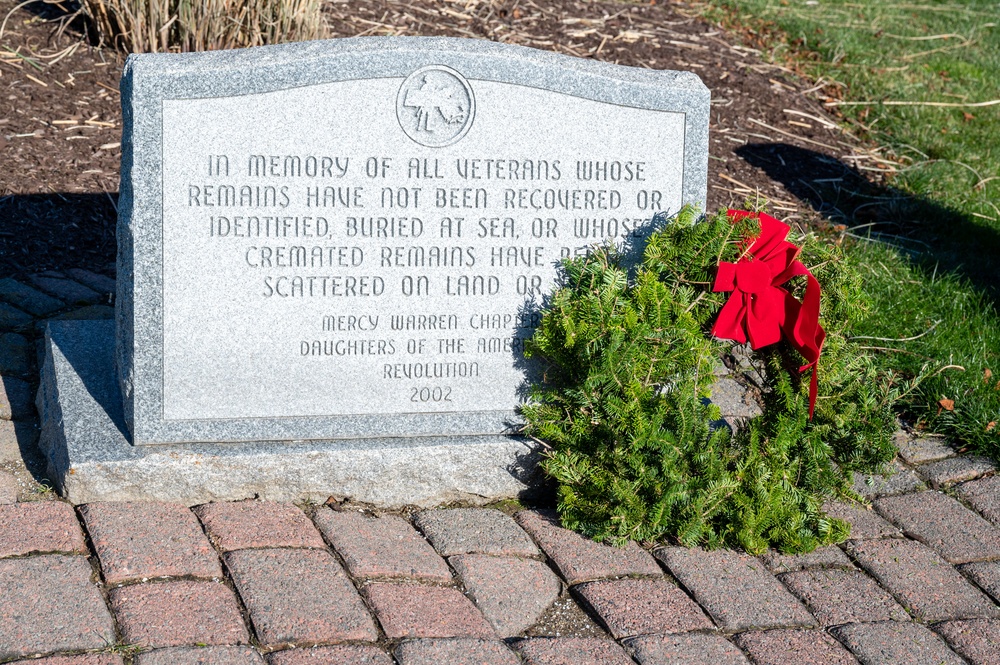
[36, 320, 541, 507]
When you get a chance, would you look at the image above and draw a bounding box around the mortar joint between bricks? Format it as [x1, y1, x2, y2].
[941, 475, 1000, 519]
[829, 547, 925, 626]
[256, 637, 383, 655]
[69, 501, 134, 652]
[303, 508, 394, 645]
[179, 502, 267, 647]
[646, 549, 714, 622]
[213, 552, 262, 649]
[100, 572, 231, 588]
[956, 566, 1000, 602]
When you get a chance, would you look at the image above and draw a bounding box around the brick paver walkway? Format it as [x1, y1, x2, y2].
[2, 276, 1000, 663]
[0, 484, 998, 663]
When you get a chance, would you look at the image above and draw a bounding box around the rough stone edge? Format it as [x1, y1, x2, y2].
[39, 320, 542, 507]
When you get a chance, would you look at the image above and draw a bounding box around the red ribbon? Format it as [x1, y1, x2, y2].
[711, 210, 826, 418]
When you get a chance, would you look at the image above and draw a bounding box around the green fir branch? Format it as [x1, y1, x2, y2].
[522, 206, 897, 554]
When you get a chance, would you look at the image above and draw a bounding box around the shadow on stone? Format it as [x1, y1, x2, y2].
[42, 321, 130, 444]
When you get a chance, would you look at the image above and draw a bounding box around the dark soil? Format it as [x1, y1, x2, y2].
[0, 0, 885, 281]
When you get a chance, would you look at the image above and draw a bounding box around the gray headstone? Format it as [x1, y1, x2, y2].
[39, 37, 709, 505]
[116, 36, 709, 446]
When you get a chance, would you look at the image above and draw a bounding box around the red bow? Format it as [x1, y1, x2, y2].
[711, 210, 826, 418]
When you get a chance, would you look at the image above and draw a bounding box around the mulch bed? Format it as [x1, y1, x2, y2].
[0, 0, 890, 280]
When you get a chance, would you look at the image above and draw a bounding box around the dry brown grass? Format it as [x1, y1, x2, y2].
[82, 0, 326, 52]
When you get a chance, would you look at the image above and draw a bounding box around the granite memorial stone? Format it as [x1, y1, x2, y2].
[37, 37, 709, 505]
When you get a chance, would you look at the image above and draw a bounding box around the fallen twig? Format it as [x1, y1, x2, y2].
[851, 320, 942, 343]
[747, 118, 839, 151]
[783, 108, 838, 129]
[826, 99, 1000, 108]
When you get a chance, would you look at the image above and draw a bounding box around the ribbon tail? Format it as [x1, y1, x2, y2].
[779, 264, 825, 420]
[797, 268, 825, 420]
[793, 267, 823, 357]
[807, 361, 819, 419]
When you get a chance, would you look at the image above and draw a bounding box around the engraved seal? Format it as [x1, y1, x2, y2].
[396, 65, 475, 148]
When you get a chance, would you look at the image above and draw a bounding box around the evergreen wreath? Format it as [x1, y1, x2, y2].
[521, 205, 899, 554]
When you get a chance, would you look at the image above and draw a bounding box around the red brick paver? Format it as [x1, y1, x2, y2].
[625, 633, 750, 665]
[852, 460, 924, 498]
[962, 561, 1000, 603]
[13, 485, 1000, 664]
[958, 475, 1000, 526]
[0, 555, 115, 660]
[919, 456, 996, 488]
[225, 548, 377, 646]
[314, 509, 451, 582]
[194, 500, 325, 551]
[734, 629, 858, 665]
[80, 502, 221, 583]
[875, 491, 1000, 563]
[8, 657, 123, 665]
[266, 646, 393, 665]
[450, 554, 560, 636]
[394, 638, 522, 665]
[832, 621, 965, 665]
[846, 538, 1000, 621]
[778, 568, 910, 625]
[29, 273, 101, 304]
[822, 501, 901, 539]
[934, 619, 1000, 665]
[574, 578, 712, 638]
[894, 434, 955, 464]
[65, 268, 116, 293]
[655, 547, 814, 630]
[514, 637, 636, 665]
[761, 545, 853, 574]
[134, 646, 264, 665]
[0, 469, 16, 504]
[109, 580, 248, 648]
[363, 582, 495, 639]
[0, 501, 86, 557]
[514, 510, 661, 584]
[416, 508, 540, 558]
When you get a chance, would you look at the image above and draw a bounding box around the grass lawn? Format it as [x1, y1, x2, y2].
[703, 0, 1000, 456]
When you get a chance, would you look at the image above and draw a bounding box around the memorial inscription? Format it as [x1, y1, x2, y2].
[118, 37, 709, 444]
[38, 36, 708, 505]
[164, 100, 680, 420]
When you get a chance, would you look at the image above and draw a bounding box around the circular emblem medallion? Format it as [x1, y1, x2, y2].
[396, 65, 475, 148]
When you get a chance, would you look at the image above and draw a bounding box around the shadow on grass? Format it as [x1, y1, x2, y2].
[736, 143, 1000, 306]
[739, 143, 1000, 456]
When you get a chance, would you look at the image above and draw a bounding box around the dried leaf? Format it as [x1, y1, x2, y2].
[938, 398, 955, 411]
[987, 421, 996, 432]
[985, 368, 993, 381]
[963, 112, 975, 121]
